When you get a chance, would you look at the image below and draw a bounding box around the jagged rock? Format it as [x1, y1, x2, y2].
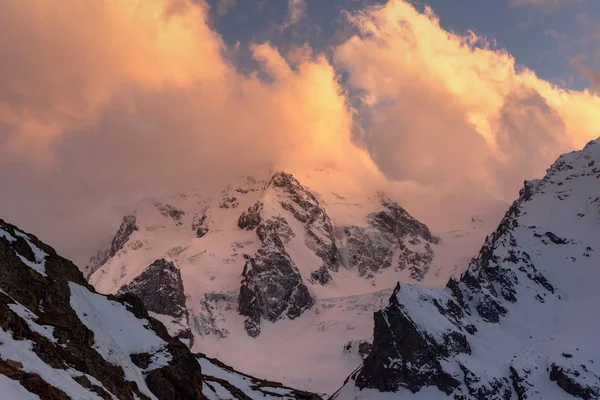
[1, 218, 321, 399]
[130, 352, 151, 369]
[268, 172, 339, 274]
[310, 266, 332, 285]
[155, 202, 185, 225]
[340, 226, 394, 278]
[219, 196, 239, 209]
[343, 340, 372, 360]
[238, 201, 263, 230]
[193, 292, 234, 339]
[340, 198, 438, 280]
[0, 218, 202, 400]
[372, 198, 438, 244]
[86, 169, 447, 392]
[191, 212, 209, 238]
[85, 214, 138, 278]
[196, 353, 323, 400]
[355, 283, 466, 394]
[117, 259, 192, 344]
[118, 259, 186, 318]
[334, 139, 600, 399]
[256, 216, 295, 244]
[238, 228, 313, 337]
[549, 364, 600, 400]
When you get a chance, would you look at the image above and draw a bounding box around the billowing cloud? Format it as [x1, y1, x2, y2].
[2, 0, 600, 264]
[0, 0, 229, 161]
[0, 0, 379, 263]
[334, 0, 600, 203]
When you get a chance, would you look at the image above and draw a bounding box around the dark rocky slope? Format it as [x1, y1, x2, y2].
[334, 140, 600, 399]
[0, 218, 321, 399]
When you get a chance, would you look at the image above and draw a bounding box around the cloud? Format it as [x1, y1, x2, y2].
[334, 0, 600, 205]
[0, 0, 228, 165]
[571, 56, 600, 91]
[280, 0, 307, 31]
[215, 0, 236, 16]
[0, 0, 380, 263]
[2, 0, 600, 265]
[289, 0, 307, 24]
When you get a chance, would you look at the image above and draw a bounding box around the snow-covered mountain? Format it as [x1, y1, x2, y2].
[86, 168, 501, 394]
[333, 140, 600, 399]
[0, 218, 321, 399]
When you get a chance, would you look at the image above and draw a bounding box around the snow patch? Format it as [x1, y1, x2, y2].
[68, 282, 170, 399]
[0, 374, 41, 400]
[8, 303, 56, 343]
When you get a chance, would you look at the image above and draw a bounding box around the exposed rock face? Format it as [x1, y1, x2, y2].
[155, 202, 186, 225]
[340, 226, 394, 279]
[256, 216, 295, 244]
[238, 218, 314, 337]
[117, 258, 192, 345]
[268, 172, 339, 273]
[193, 292, 235, 339]
[197, 353, 322, 400]
[191, 211, 209, 238]
[372, 198, 437, 243]
[335, 139, 600, 399]
[341, 198, 439, 280]
[85, 214, 138, 278]
[549, 363, 600, 400]
[0, 218, 322, 399]
[238, 201, 263, 230]
[87, 169, 444, 389]
[343, 340, 372, 361]
[0, 218, 203, 400]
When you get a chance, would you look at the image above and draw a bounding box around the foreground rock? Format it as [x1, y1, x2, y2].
[85, 168, 497, 392]
[333, 139, 600, 399]
[117, 258, 193, 346]
[0, 218, 321, 399]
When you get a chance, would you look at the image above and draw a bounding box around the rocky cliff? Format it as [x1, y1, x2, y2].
[0, 218, 321, 399]
[333, 139, 600, 399]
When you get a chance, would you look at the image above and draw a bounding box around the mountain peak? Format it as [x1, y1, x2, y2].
[84, 168, 495, 393]
[334, 138, 600, 399]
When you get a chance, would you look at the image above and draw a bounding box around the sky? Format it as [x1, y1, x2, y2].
[1, 0, 600, 265]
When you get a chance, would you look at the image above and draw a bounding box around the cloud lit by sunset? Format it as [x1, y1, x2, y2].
[1, 0, 599, 262]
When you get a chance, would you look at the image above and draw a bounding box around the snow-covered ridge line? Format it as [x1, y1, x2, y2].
[335, 138, 600, 399]
[197, 353, 321, 400]
[0, 217, 323, 399]
[87, 168, 502, 394]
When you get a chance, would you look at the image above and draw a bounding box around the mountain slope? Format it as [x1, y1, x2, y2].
[0, 218, 321, 399]
[333, 140, 600, 399]
[87, 169, 500, 394]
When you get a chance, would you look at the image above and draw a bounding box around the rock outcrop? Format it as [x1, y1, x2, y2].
[334, 139, 600, 399]
[340, 198, 439, 280]
[0, 218, 323, 399]
[268, 172, 340, 274]
[117, 258, 193, 346]
[85, 214, 138, 278]
[238, 217, 314, 337]
[0, 218, 203, 400]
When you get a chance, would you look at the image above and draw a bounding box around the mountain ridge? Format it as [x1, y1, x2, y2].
[0, 217, 322, 399]
[333, 138, 600, 399]
[86, 168, 501, 394]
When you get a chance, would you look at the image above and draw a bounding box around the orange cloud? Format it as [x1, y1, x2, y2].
[2, 0, 600, 262]
[334, 0, 600, 202]
[0, 0, 227, 162]
[0, 0, 382, 262]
